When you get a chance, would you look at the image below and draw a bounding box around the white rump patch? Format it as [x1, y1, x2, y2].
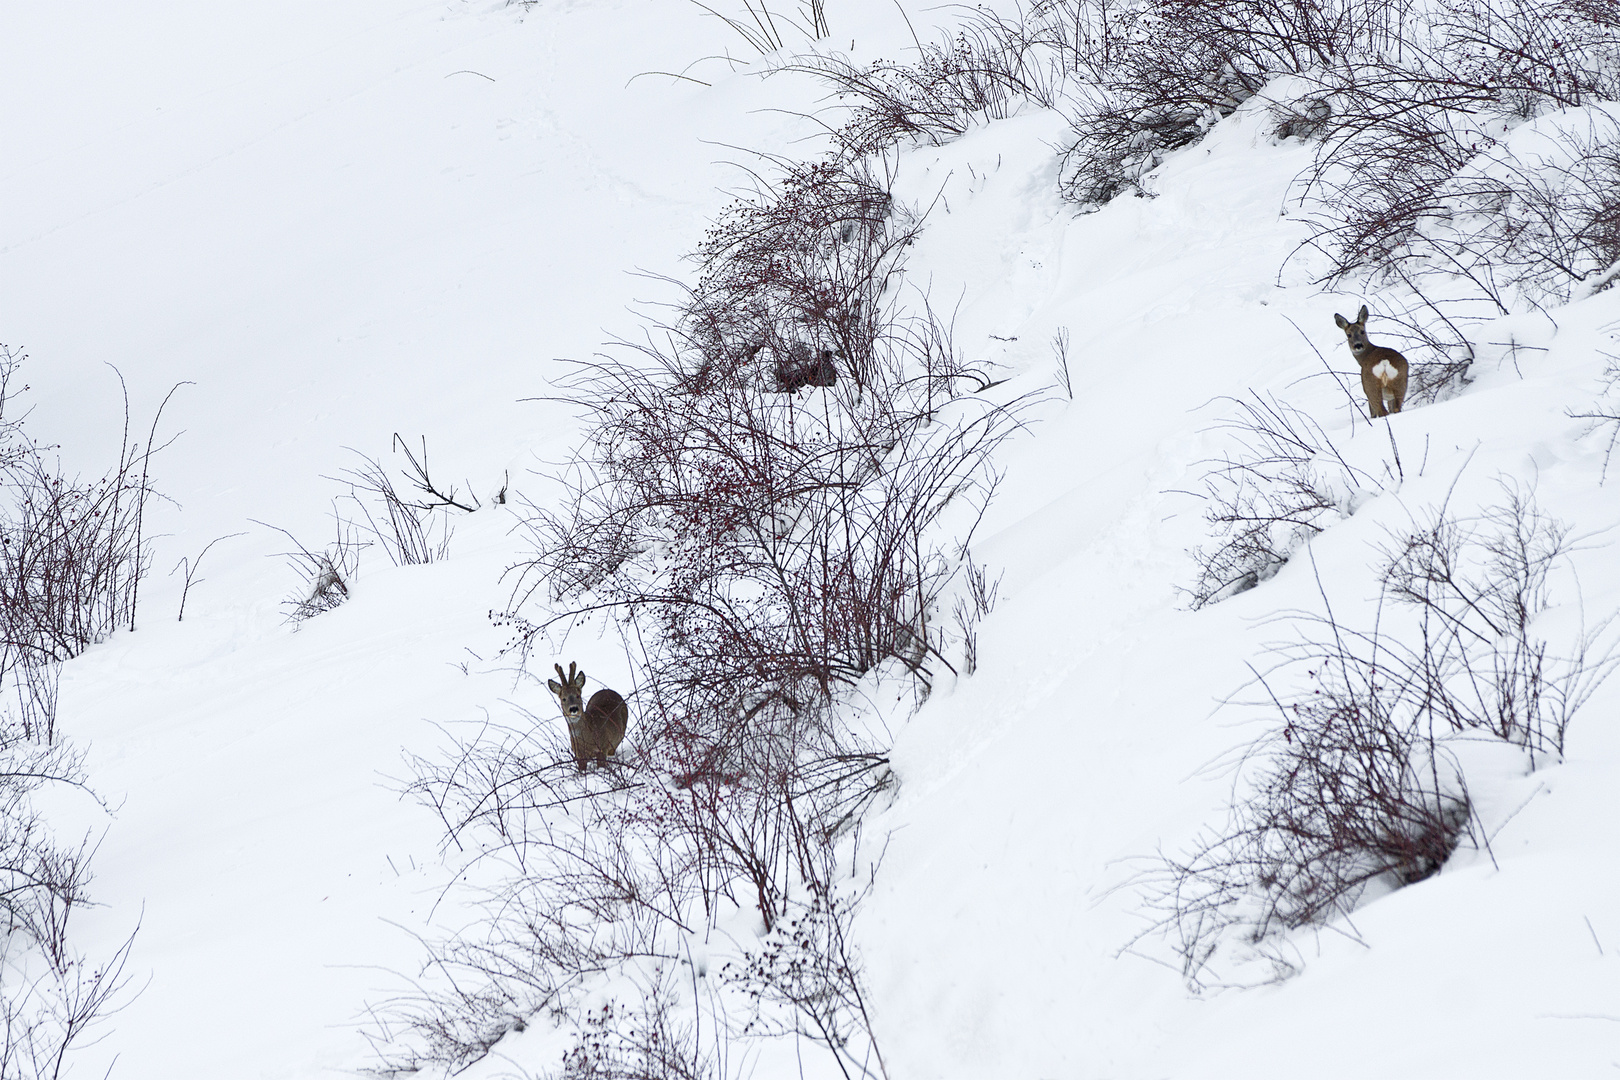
[1372, 358, 1399, 384]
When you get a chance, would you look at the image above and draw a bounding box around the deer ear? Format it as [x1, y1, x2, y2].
[1357, 304, 1368, 322]
[1334, 313, 1349, 328]
[572, 670, 588, 690]
[547, 679, 563, 695]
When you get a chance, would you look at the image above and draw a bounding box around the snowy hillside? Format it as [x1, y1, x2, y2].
[3, 1, 1620, 1078]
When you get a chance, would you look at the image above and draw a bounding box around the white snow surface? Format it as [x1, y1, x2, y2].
[4, 2, 1620, 1078]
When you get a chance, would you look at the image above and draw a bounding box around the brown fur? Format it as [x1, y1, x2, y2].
[1334, 304, 1409, 419]
[547, 662, 629, 771]
[774, 342, 837, 392]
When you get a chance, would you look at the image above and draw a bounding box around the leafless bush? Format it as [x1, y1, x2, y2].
[169, 532, 246, 622]
[0, 734, 96, 976]
[1297, 95, 1620, 309]
[0, 928, 137, 1080]
[516, 152, 1026, 704]
[951, 555, 1001, 678]
[1146, 488, 1613, 987]
[690, 0, 829, 56]
[0, 351, 176, 741]
[374, 149, 1020, 1075]
[1375, 485, 1613, 762]
[1051, 0, 1411, 203]
[0, 707, 138, 1080]
[723, 872, 887, 1079]
[675, 153, 914, 394]
[257, 517, 365, 623]
[1569, 349, 1620, 480]
[969, 0, 1620, 313]
[516, 312, 1020, 704]
[372, 698, 891, 1076]
[1185, 392, 1393, 608]
[1276, 1, 1620, 310]
[1050, 326, 1073, 400]
[552, 978, 714, 1080]
[0, 347, 155, 1075]
[1438, 116, 1620, 306]
[331, 438, 469, 568]
[793, 23, 1052, 155]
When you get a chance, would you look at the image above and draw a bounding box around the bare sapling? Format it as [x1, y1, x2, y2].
[546, 662, 629, 771]
[1334, 304, 1409, 418]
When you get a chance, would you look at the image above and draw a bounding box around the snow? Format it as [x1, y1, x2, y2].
[4, 1, 1620, 1078]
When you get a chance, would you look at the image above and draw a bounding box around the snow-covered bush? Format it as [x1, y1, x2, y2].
[1055, 0, 1406, 203]
[1273, 1, 1620, 312]
[692, 0, 829, 56]
[376, 150, 1024, 1077]
[0, 346, 146, 1078]
[828, 1, 1620, 312]
[1569, 348, 1620, 478]
[0, 350, 172, 739]
[1150, 488, 1614, 987]
[262, 516, 362, 623]
[331, 436, 472, 567]
[792, 25, 1053, 155]
[1186, 393, 1392, 608]
[678, 154, 908, 393]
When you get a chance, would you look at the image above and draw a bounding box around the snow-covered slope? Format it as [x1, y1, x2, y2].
[4, 2, 1619, 1078]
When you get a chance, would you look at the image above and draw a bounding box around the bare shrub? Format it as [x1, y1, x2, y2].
[0, 927, 137, 1080]
[1434, 114, 1620, 306]
[516, 152, 1027, 703]
[0, 734, 97, 975]
[0, 730, 139, 1079]
[552, 977, 713, 1080]
[1278, 1, 1620, 313]
[1298, 95, 1620, 309]
[690, 0, 829, 56]
[373, 151, 1019, 1076]
[794, 23, 1052, 155]
[722, 871, 887, 1079]
[1569, 349, 1620, 479]
[0, 357, 178, 740]
[1053, 0, 1411, 203]
[257, 518, 366, 623]
[516, 310, 1020, 703]
[271, 435, 477, 620]
[1149, 672, 1475, 988]
[331, 437, 469, 568]
[1050, 326, 1073, 400]
[1185, 392, 1393, 608]
[951, 555, 1002, 678]
[1375, 485, 1612, 762]
[1147, 488, 1614, 987]
[372, 695, 891, 1075]
[965, 0, 1620, 316]
[169, 532, 246, 623]
[0, 347, 156, 1074]
[676, 153, 912, 393]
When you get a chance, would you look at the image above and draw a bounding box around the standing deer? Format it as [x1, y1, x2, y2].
[1334, 305, 1409, 418]
[547, 662, 629, 771]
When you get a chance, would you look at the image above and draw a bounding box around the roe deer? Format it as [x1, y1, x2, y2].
[547, 662, 629, 771]
[1334, 305, 1408, 419]
[774, 342, 837, 392]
